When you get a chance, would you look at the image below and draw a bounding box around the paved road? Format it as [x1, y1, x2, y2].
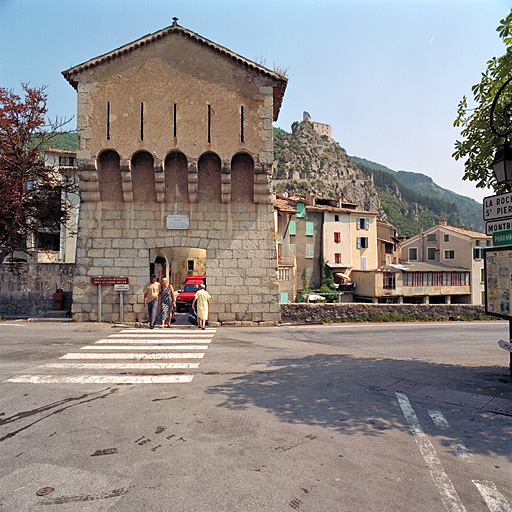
[0, 320, 511, 511]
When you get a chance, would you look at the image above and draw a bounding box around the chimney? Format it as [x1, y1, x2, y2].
[439, 219, 448, 226]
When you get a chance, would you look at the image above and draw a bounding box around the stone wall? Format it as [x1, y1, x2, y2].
[0, 291, 72, 317]
[0, 263, 75, 293]
[72, 200, 280, 324]
[280, 303, 489, 324]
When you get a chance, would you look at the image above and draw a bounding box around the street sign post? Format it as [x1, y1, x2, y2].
[90, 277, 130, 322]
[483, 191, 512, 221]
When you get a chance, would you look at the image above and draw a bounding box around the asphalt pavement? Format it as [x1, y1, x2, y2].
[0, 319, 511, 511]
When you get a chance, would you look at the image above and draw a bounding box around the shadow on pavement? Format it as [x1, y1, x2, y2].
[206, 353, 512, 461]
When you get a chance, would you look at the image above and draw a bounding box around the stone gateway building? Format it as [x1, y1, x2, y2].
[62, 19, 288, 324]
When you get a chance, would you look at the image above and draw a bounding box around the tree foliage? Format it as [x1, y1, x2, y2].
[0, 84, 76, 265]
[453, 8, 512, 192]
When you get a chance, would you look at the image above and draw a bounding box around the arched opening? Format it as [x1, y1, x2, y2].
[198, 152, 221, 203]
[132, 151, 156, 202]
[98, 150, 123, 201]
[231, 152, 254, 203]
[164, 151, 188, 203]
[151, 252, 168, 283]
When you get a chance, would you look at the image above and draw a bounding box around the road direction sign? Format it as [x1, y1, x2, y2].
[493, 230, 512, 246]
[91, 277, 129, 285]
[483, 192, 512, 221]
[486, 219, 512, 235]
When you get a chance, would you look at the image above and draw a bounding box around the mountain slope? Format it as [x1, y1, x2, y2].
[273, 122, 484, 237]
[351, 156, 484, 233]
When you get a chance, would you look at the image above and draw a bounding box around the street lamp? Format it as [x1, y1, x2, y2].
[490, 76, 512, 187]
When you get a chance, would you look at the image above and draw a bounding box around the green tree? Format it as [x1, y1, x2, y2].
[453, 9, 512, 193]
[0, 84, 75, 265]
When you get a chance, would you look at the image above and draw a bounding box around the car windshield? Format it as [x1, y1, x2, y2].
[182, 284, 200, 292]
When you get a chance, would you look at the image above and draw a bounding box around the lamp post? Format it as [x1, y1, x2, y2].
[490, 76, 512, 378]
[490, 76, 512, 189]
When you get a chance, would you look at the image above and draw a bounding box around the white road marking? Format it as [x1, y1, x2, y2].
[451, 441, 473, 462]
[41, 362, 200, 369]
[95, 338, 212, 344]
[473, 481, 512, 512]
[61, 352, 205, 359]
[4, 328, 214, 385]
[117, 328, 215, 337]
[6, 375, 194, 384]
[429, 410, 450, 428]
[396, 393, 467, 512]
[428, 410, 473, 462]
[80, 345, 208, 350]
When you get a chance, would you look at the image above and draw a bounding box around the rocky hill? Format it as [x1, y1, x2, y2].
[273, 122, 384, 216]
[273, 120, 484, 237]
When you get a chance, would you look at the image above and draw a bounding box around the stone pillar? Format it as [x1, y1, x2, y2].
[154, 160, 165, 202]
[120, 159, 133, 202]
[253, 163, 272, 204]
[221, 163, 231, 204]
[188, 161, 198, 203]
[77, 161, 100, 202]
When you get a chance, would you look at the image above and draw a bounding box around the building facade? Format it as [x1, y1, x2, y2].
[399, 221, 491, 305]
[62, 20, 287, 324]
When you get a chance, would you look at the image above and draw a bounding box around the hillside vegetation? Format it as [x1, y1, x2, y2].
[273, 122, 484, 237]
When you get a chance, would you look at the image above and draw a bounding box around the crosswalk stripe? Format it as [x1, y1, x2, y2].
[60, 352, 205, 359]
[473, 480, 512, 512]
[95, 338, 212, 343]
[80, 345, 209, 350]
[42, 362, 200, 369]
[4, 328, 216, 385]
[6, 375, 194, 384]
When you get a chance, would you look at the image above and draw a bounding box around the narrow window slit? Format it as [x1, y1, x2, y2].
[140, 102, 144, 141]
[240, 106, 244, 143]
[173, 103, 177, 138]
[207, 104, 211, 143]
[106, 101, 110, 140]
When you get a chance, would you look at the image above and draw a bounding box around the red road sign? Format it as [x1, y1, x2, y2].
[90, 277, 129, 286]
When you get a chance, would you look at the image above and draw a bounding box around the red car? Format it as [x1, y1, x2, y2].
[176, 275, 206, 312]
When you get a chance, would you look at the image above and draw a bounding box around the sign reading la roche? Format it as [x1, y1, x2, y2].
[483, 191, 512, 221]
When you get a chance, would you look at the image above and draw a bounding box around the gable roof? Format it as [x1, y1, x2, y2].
[439, 224, 490, 240]
[62, 19, 287, 121]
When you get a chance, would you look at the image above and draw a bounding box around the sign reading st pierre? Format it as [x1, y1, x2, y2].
[483, 191, 512, 221]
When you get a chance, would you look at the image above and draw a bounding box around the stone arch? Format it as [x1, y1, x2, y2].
[198, 152, 221, 203]
[231, 152, 254, 203]
[131, 150, 156, 202]
[152, 251, 168, 283]
[164, 151, 188, 203]
[97, 149, 123, 201]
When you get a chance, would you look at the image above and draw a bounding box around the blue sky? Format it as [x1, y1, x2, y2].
[1, 0, 510, 203]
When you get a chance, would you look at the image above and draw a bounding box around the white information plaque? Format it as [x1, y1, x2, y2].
[166, 215, 189, 230]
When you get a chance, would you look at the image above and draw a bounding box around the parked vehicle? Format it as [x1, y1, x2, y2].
[175, 275, 206, 312]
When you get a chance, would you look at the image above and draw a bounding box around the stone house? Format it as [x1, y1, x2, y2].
[274, 196, 297, 303]
[399, 220, 491, 304]
[62, 19, 287, 324]
[352, 262, 471, 304]
[376, 220, 401, 268]
[274, 193, 379, 297]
